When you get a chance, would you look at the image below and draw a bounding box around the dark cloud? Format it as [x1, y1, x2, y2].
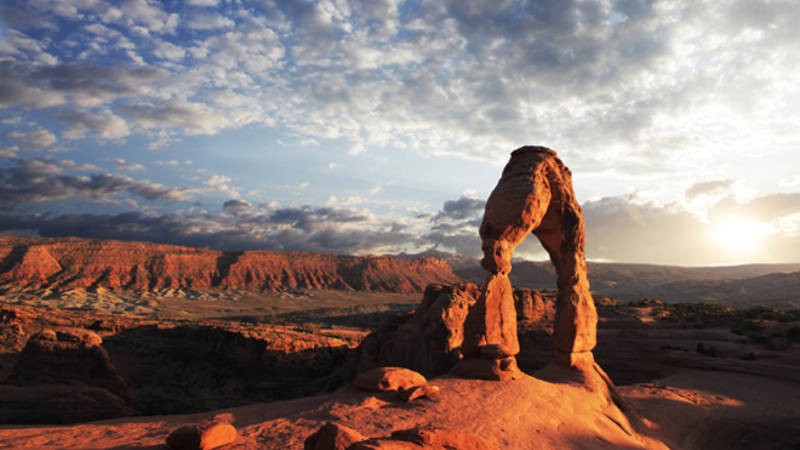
[686, 179, 734, 200]
[222, 199, 251, 213]
[0, 209, 413, 254]
[435, 196, 486, 220]
[0, 157, 192, 204]
[267, 206, 369, 232]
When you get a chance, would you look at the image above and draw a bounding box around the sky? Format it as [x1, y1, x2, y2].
[1, 0, 799, 266]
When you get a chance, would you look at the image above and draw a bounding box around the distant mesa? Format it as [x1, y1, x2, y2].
[0, 236, 461, 295]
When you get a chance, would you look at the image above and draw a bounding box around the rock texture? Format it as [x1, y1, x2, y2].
[7, 328, 132, 403]
[0, 304, 368, 420]
[467, 146, 598, 372]
[304, 422, 367, 450]
[348, 283, 555, 378]
[0, 236, 460, 295]
[351, 426, 499, 450]
[166, 420, 238, 450]
[351, 367, 427, 393]
[0, 384, 135, 424]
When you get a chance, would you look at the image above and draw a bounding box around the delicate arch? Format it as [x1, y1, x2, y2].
[460, 146, 597, 377]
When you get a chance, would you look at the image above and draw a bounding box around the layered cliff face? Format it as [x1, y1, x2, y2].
[0, 236, 460, 294]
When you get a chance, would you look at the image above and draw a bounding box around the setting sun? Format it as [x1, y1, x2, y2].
[711, 216, 763, 252]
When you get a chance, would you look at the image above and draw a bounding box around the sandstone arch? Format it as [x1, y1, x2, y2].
[458, 146, 597, 378]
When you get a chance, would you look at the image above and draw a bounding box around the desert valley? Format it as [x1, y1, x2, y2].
[0, 148, 798, 450]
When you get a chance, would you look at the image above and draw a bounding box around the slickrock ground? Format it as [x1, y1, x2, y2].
[0, 374, 670, 449]
[3, 366, 796, 449]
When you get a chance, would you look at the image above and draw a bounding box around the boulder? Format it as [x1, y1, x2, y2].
[7, 328, 131, 403]
[398, 384, 441, 402]
[352, 367, 427, 393]
[166, 421, 237, 450]
[376, 283, 480, 376]
[304, 422, 366, 450]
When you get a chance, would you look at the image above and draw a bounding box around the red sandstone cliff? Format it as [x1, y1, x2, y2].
[0, 237, 461, 294]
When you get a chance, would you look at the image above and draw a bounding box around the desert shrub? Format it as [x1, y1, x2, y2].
[748, 333, 768, 344]
[741, 352, 756, 360]
[741, 320, 763, 332]
[787, 326, 800, 341]
[696, 342, 718, 357]
[767, 340, 789, 351]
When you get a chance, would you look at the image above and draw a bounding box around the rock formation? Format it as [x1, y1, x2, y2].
[7, 328, 132, 403]
[0, 236, 460, 295]
[347, 283, 555, 378]
[460, 146, 598, 375]
[166, 418, 238, 450]
[351, 367, 427, 393]
[304, 422, 366, 450]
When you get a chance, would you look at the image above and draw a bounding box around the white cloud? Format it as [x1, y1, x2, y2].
[187, 13, 235, 30]
[4, 128, 57, 149]
[153, 40, 186, 60]
[106, 158, 145, 171]
[187, 0, 221, 6]
[326, 195, 365, 206]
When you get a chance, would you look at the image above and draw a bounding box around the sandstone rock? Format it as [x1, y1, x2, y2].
[0, 236, 461, 294]
[461, 273, 519, 358]
[304, 422, 366, 450]
[348, 284, 555, 378]
[451, 356, 522, 381]
[0, 384, 134, 424]
[166, 421, 237, 450]
[7, 328, 131, 403]
[352, 367, 427, 392]
[475, 146, 598, 366]
[514, 288, 556, 323]
[398, 383, 441, 402]
[351, 426, 499, 450]
[375, 283, 480, 376]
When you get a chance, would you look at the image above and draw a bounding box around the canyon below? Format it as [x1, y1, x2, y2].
[0, 236, 799, 449]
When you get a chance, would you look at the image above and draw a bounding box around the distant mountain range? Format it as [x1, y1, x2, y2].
[413, 252, 800, 308]
[2, 237, 798, 308]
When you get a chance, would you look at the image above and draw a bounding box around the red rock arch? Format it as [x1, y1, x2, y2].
[458, 146, 598, 378]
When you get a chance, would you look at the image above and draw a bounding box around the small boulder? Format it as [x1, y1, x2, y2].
[166, 421, 237, 450]
[398, 384, 440, 402]
[304, 422, 366, 450]
[352, 367, 426, 393]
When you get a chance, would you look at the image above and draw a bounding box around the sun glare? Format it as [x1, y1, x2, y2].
[711, 216, 763, 252]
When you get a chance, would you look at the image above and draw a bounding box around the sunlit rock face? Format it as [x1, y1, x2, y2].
[465, 146, 597, 371]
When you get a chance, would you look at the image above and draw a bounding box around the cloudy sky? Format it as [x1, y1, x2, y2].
[1, 0, 799, 266]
